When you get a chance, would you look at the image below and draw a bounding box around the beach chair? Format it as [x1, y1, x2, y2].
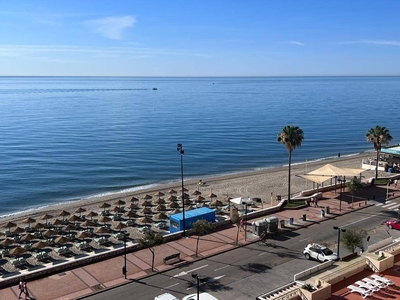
[371, 274, 395, 286]
[347, 285, 372, 298]
[362, 277, 385, 288]
[355, 280, 379, 292]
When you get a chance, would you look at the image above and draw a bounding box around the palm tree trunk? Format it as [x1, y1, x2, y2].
[375, 150, 379, 179]
[196, 236, 200, 257]
[288, 151, 292, 202]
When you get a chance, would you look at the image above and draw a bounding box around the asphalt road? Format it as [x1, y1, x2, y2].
[81, 199, 400, 300]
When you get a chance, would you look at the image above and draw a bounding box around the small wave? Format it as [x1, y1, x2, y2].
[86, 183, 160, 199]
[0, 88, 149, 95]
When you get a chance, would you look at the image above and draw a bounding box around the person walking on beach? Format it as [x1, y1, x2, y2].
[18, 280, 24, 299]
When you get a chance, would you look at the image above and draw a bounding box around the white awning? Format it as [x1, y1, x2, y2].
[230, 197, 252, 205]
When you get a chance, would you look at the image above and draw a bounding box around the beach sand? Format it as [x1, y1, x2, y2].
[0, 152, 377, 233]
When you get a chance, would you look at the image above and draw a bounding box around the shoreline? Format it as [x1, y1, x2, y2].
[0, 151, 376, 228]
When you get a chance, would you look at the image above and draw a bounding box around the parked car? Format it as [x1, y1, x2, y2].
[303, 243, 339, 262]
[385, 219, 400, 230]
[182, 292, 218, 300]
[154, 293, 179, 300]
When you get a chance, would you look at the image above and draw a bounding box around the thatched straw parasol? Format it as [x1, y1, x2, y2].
[32, 240, 49, 249]
[124, 210, 138, 219]
[51, 219, 63, 229]
[130, 196, 139, 202]
[98, 215, 112, 225]
[139, 207, 152, 215]
[4, 221, 17, 231]
[191, 190, 202, 196]
[153, 191, 165, 198]
[68, 215, 81, 223]
[210, 199, 223, 207]
[141, 200, 152, 207]
[59, 210, 71, 217]
[13, 226, 25, 234]
[180, 187, 188, 192]
[154, 212, 168, 220]
[127, 203, 139, 210]
[20, 233, 35, 242]
[76, 231, 91, 239]
[54, 235, 70, 245]
[167, 195, 178, 202]
[170, 208, 181, 214]
[42, 229, 58, 237]
[95, 226, 110, 235]
[182, 193, 190, 200]
[154, 204, 167, 211]
[153, 198, 166, 205]
[40, 213, 53, 224]
[194, 195, 206, 203]
[111, 206, 123, 214]
[142, 194, 152, 200]
[114, 199, 126, 207]
[114, 222, 127, 231]
[22, 217, 36, 228]
[169, 202, 180, 209]
[168, 189, 177, 195]
[32, 222, 45, 230]
[183, 199, 192, 205]
[208, 193, 218, 200]
[139, 216, 153, 225]
[9, 246, 26, 256]
[86, 211, 98, 220]
[63, 224, 77, 233]
[81, 219, 96, 229]
[75, 207, 87, 217]
[0, 238, 14, 247]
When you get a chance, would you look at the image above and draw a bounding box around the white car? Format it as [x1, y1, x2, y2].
[303, 243, 339, 262]
[182, 292, 218, 300]
[154, 293, 179, 300]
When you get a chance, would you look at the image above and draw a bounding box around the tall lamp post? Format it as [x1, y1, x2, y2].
[191, 272, 203, 300]
[177, 144, 186, 236]
[337, 176, 346, 212]
[333, 226, 346, 260]
[122, 232, 127, 279]
[243, 198, 252, 241]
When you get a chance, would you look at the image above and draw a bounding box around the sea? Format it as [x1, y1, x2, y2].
[0, 76, 399, 218]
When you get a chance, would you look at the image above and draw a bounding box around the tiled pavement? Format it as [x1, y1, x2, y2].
[1, 184, 400, 300]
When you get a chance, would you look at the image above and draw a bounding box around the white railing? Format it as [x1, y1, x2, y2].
[293, 260, 334, 281]
[367, 237, 393, 253]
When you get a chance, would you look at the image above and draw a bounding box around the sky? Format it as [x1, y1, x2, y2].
[0, 1, 399, 76]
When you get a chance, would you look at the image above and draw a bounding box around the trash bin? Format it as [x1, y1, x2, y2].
[321, 209, 325, 217]
[302, 214, 306, 221]
[280, 219, 285, 228]
[289, 217, 294, 225]
[252, 220, 268, 236]
[326, 206, 330, 214]
[264, 216, 279, 233]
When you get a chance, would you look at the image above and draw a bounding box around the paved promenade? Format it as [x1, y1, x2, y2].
[1, 184, 398, 300]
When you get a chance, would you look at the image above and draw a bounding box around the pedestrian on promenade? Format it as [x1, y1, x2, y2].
[395, 179, 398, 188]
[18, 280, 24, 299]
[239, 219, 244, 231]
[315, 198, 319, 207]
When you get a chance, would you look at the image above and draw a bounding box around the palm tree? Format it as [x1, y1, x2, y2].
[366, 125, 392, 179]
[277, 125, 304, 202]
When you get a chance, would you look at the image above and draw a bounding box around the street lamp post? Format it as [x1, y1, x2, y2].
[333, 226, 346, 260]
[337, 176, 346, 212]
[191, 272, 203, 300]
[122, 232, 127, 279]
[243, 198, 252, 241]
[177, 144, 186, 236]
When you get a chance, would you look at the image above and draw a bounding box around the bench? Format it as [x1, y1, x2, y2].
[163, 253, 181, 264]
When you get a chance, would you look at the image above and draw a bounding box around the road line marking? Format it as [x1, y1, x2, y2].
[343, 212, 385, 228]
[214, 265, 229, 271]
[299, 237, 310, 242]
[161, 283, 179, 290]
[258, 252, 268, 256]
[172, 264, 208, 278]
[375, 203, 384, 206]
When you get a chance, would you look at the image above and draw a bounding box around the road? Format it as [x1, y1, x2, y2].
[81, 199, 400, 300]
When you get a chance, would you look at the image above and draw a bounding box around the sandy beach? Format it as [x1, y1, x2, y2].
[0, 152, 377, 231]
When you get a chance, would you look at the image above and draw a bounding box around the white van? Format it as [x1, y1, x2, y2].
[182, 292, 218, 300]
[154, 293, 179, 300]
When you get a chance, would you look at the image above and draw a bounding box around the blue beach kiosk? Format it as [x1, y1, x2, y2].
[169, 207, 215, 233]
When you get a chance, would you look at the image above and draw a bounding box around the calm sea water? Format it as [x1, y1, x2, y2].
[0, 76, 399, 218]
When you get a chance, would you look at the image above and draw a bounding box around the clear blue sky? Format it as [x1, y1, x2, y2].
[0, 1, 399, 76]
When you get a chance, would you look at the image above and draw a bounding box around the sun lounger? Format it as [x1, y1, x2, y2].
[347, 284, 372, 298]
[10, 257, 26, 267]
[75, 241, 90, 250]
[371, 274, 395, 286]
[54, 245, 69, 255]
[355, 280, 379, 292]
[33, 251, 49, 260]
[362, 277, 385, 288]
[94, 237, 108, 245]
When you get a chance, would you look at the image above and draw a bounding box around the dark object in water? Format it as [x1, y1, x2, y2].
[153, 87, 158, 90]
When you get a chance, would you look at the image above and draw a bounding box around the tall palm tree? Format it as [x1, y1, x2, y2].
[277, 125, 304, 202]
[366, 125, 393, 179]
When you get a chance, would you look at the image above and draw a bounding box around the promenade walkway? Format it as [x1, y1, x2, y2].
[1, 183, 399, 300]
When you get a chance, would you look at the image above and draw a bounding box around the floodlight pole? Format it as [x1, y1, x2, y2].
[177, 144, 186, 236]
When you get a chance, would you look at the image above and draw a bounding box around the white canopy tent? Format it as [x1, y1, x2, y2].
[230, 197, 253, 205]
